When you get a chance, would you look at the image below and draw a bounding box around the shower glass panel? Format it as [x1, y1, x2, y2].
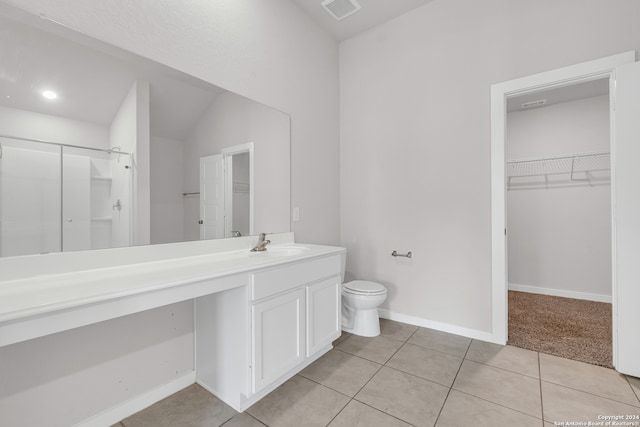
[0, 136, 133, 257]
[0, 137, 62, 257]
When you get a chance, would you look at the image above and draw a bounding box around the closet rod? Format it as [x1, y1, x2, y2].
[507, 150, 609, 165]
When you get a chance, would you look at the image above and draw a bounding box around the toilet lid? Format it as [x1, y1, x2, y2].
[343, 280, 387, 295]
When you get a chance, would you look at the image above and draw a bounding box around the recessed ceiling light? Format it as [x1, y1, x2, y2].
[42, 90, 58, 100]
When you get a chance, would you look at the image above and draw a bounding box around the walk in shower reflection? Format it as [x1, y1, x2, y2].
[0, 136, 132, 257]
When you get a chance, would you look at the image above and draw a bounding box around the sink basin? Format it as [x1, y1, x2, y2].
[268, 245, 310, 256]
[250, 245, 310, 257]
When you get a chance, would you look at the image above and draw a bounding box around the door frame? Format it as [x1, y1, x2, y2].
[221, 142, 254, 237]
[489, 51, 635, 367]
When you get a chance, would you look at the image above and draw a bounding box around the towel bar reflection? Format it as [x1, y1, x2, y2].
[391, 250, 412, 258]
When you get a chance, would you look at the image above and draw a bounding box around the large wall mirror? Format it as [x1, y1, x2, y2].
[0, 3, 291, 258]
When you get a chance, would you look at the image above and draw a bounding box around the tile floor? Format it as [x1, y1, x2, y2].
[115, 319, 640, 427]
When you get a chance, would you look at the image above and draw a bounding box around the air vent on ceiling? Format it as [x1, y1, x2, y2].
[321, 0, 361, 21]
[521, 99, 547, 109]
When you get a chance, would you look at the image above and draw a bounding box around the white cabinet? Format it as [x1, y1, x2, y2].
[195, 253, 342, 412]
[306, 277, 341, 357]
[252, 288, 305, 393]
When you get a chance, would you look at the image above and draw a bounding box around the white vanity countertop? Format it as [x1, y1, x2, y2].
[0, 243, 345, 324]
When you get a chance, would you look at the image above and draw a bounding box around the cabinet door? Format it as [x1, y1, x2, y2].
[307, 276, 341, 357]
[252, 288, 305, 393]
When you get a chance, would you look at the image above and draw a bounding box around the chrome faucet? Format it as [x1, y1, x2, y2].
[251, 233, 271, 252]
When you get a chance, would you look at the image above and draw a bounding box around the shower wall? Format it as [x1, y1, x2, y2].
[0, 88, 140, 256]
[0, 146, 61, 257]
[0, 142, 132, 257]
[0, 105, 133, 256]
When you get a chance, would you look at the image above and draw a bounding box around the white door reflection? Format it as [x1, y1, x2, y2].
[199, 142, 254, 239]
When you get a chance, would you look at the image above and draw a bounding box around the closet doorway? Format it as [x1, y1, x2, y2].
[505, 80, 612, 367]
[490, 51, 640, 377]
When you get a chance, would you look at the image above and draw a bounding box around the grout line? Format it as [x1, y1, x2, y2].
[295, 373, 354, 400]
[405, 326, 420, 342]
[246, 412, 269, 426]
[352, 398, 419, 426]
[339, 329, 420, 427]
[381, 364, 458, 390]
[624, 376, 640, 405]
[220, 412, 268, 427]
[384, 337, 409, 364]
[332, 346, 388, 365]
[330, 347, 385, 369]
[463, 356, 540, 380]
[451, 389, 544, 422]
[540, 378, 640, 408]
[538, 351, 545, 426]
[432, 337, 473, 426]
[352, 359, 385, 396]
[384, 353, 465, 390]
[403, 324, 471, 360]
[321, 360, 384, 427]
[327, 328, 419, 426]
[401, 340, 470, 360]
[324, 407, 348, 426]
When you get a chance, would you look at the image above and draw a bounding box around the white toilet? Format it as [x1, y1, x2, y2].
[341, 280, 387, 337]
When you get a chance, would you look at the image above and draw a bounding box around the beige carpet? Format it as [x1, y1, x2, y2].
[508, 290, 612, 368]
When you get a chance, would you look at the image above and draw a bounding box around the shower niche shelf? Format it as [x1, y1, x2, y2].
[90, 176, 112, 182]
[90, 169, 113, 250]
[507, 151, 610, 189]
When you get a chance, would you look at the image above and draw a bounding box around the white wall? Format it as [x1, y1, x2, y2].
[507, 95, 611, 300]
[183, 91, 290, 241]
[150, 135, 185, 244]
[1, 1, 339, 425]
[339, 0, 640, 334]
[0, 302, 194, 427]
[0, 104, 109, 149]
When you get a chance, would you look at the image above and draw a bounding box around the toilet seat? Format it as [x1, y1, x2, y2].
[343, 280, 386, 296]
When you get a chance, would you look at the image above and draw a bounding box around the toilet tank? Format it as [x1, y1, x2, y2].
[340, 250, 346, 283]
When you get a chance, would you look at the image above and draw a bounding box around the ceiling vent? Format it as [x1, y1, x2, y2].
[521, 99, 547, 109]
[321, 0, 361, 21]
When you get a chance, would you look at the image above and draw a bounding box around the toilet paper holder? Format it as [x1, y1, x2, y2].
[391, 250, 412, 258]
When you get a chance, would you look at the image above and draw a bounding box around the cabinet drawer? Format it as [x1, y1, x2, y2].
[251, 255, 340, 301]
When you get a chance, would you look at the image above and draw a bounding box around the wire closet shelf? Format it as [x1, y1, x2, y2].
[506, 151, 610, 188]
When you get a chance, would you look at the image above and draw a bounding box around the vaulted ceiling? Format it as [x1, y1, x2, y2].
[291, 0, 436, 41]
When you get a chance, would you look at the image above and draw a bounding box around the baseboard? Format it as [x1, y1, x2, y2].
[74, 371, 196, 427]
[199, 343, 333, 413]
[377, 309, 495, 343]
[508, 283, 612, 303]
